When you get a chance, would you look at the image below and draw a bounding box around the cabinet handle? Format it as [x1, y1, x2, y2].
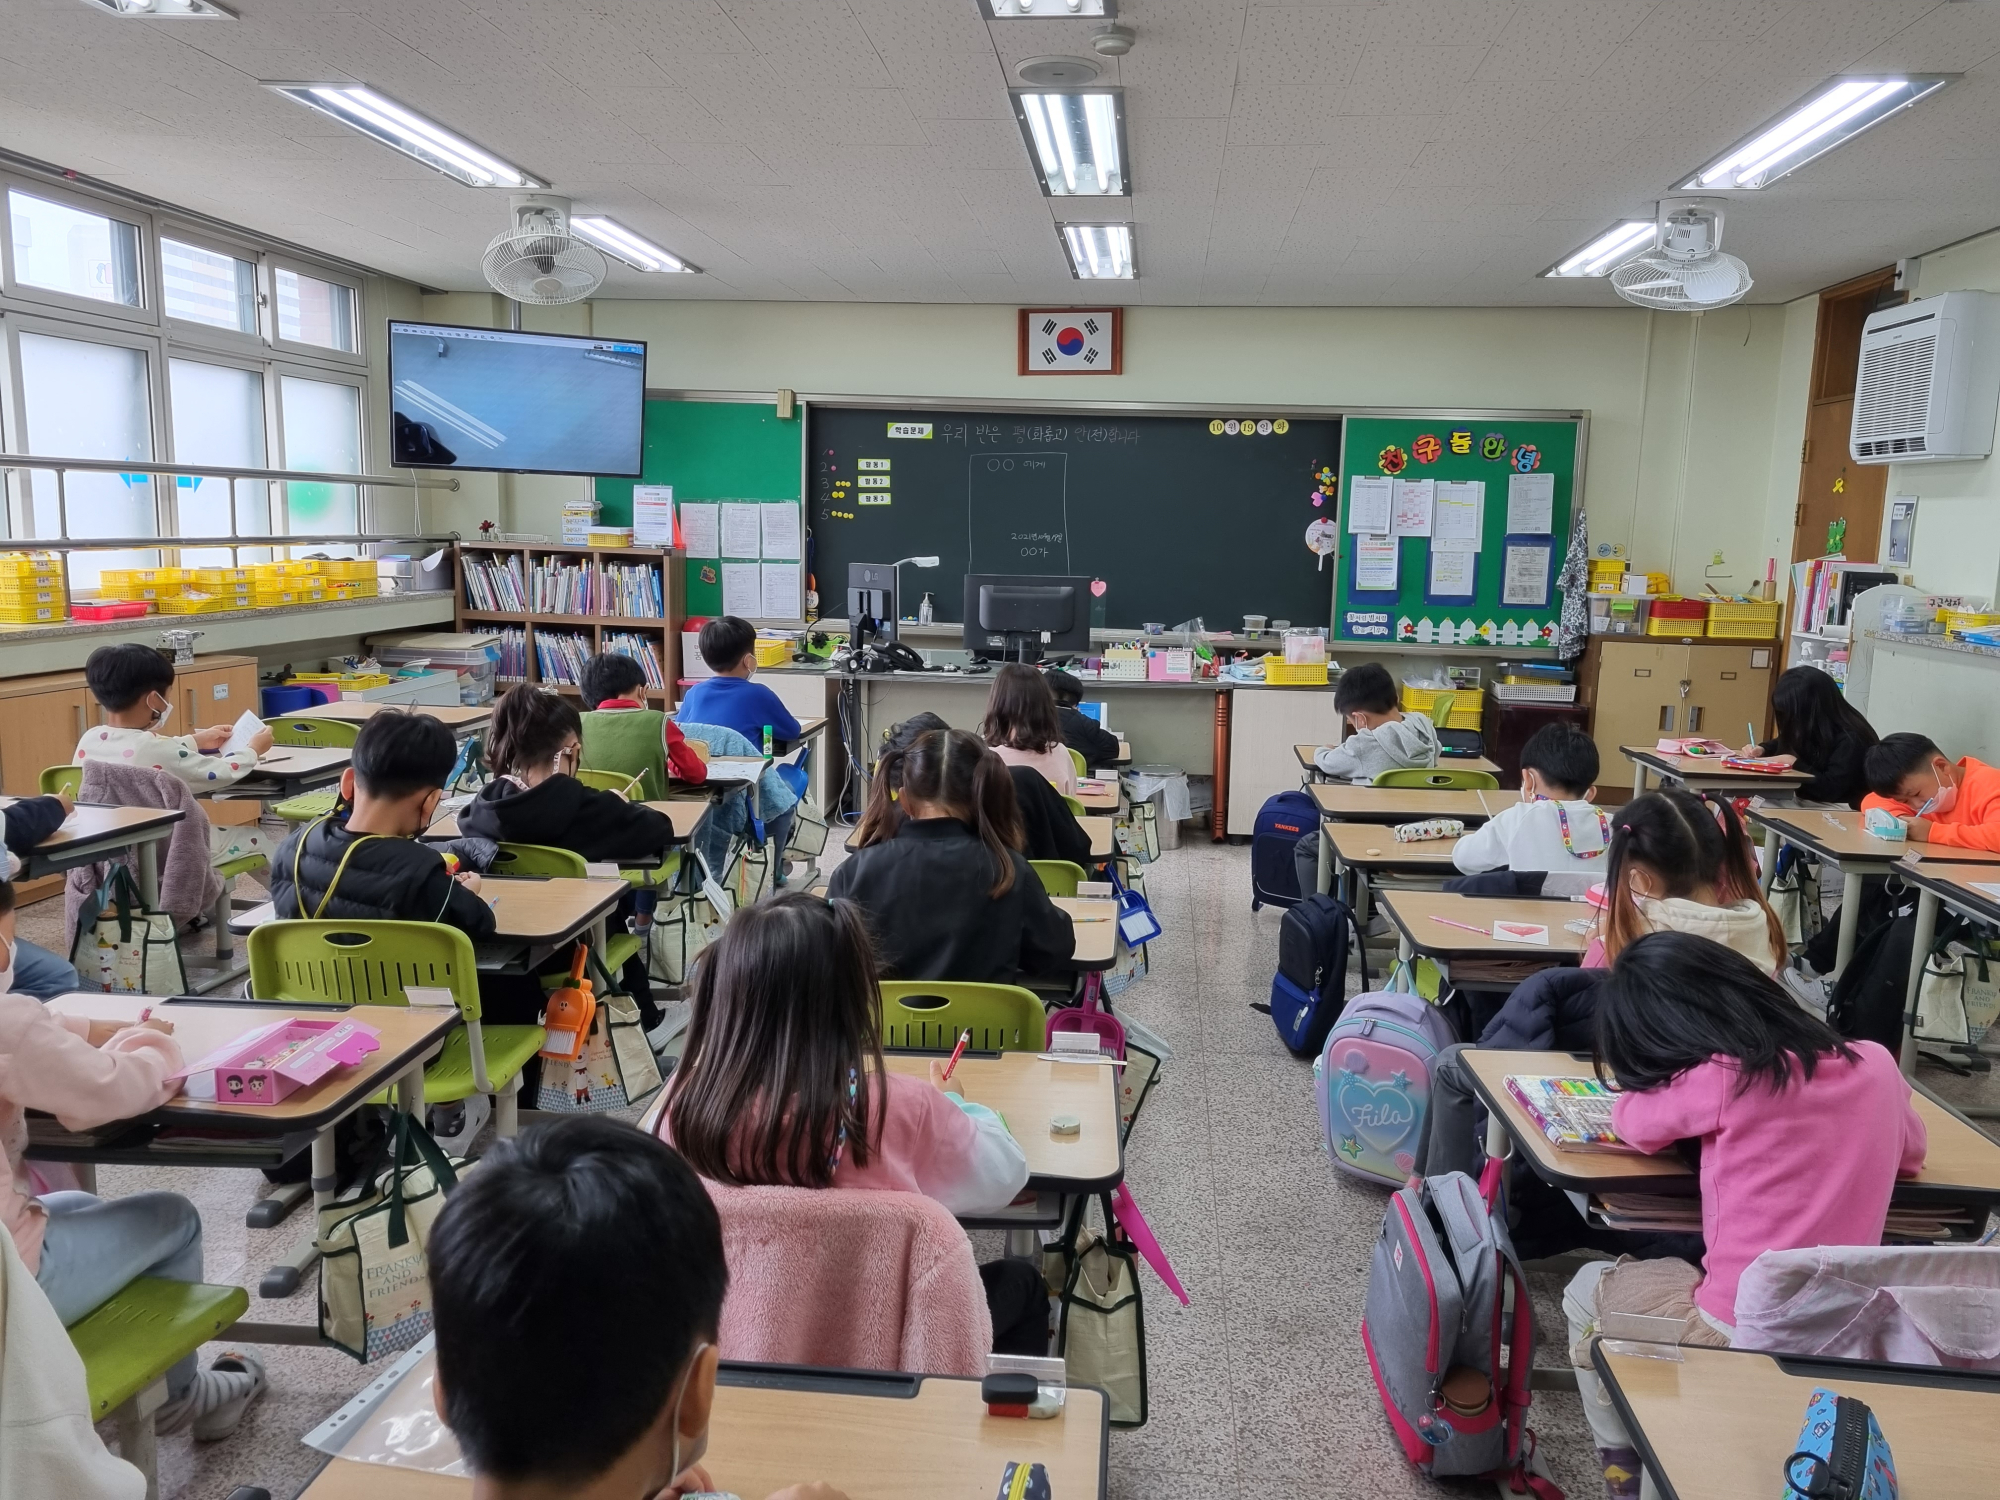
[74, 703, 84, 739]
[1687, 706, 1704, 732]
[1658, 706, 1675, 732]
[185, 687, 196, 728]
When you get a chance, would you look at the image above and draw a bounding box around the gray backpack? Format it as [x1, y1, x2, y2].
[1361, 1171, 1547, 1487]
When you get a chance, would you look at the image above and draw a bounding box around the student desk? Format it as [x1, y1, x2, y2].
[287, 701, 491, 737]
[1052, 895, 1118, 969]
[423, 799, 706, 845]
[231, 746, 352, 798]
[1321, 824, 1465, 930]
[11, 801, 183, 908]
[1595, 1343, 2000, 1500]
[1894, 860, 2000, 1080]
[299, 1357, 1109, 1500]
[1112, 740, 1132, 765]
[777, 714, 828, 752]
[1310, 782, 1498, 894]
[845, 815, 1113, 860]
[1376, 891, 1592, 986]
[1074, 775, 1120, 811]
[32, 995, 453, 1316]
[884, 1050, 1123, 1195]
[1620, 745, 1813, 797]
[1293, 744, 1501, 781]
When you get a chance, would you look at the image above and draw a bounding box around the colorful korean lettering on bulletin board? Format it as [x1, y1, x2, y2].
[1331, 415, 1583, 649]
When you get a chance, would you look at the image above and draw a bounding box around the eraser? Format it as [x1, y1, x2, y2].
[982, 1371, 1038, 1417]
[1050, 1113, 1081, 1135]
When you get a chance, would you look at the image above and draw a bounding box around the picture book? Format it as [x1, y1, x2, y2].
[1503, 1074, 1637, 1154]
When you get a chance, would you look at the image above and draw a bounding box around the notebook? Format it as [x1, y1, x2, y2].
[1503, 1074, 1638, 1154]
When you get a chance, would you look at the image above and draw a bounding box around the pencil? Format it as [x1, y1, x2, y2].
[1429, 915, 1492, 935]
[941, 1028, 972, 1083]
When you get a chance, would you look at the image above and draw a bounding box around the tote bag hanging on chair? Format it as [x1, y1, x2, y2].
[318, 1113, 462, 1361]
[69, 864, 187, 995]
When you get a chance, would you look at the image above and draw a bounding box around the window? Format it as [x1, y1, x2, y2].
[275, 267, 356, 352]
[169, 359, 270, 564]
[161, 238, 257, 333]
[8, 189, 142, 307]
[279, 374, 361, 540]
[16, 331, 155, 589]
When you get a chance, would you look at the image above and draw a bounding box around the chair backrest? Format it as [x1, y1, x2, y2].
[1029, 859, 1085, 898]
[39, 764, 81, 797]
[269, 717, 360, 749]
[489, 842, 589, 878]
[248, 919, 481, 1020]
[1371, 767, 1498, 791]
[878, 980, 1046, 1052]
[575, 767, 647, 797]
[1068, 746, 1087, 778]
[1060, 793, 1087, 817]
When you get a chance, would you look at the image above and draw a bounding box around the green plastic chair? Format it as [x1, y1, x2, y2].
[1371, 767, 1499, 791]
[70, 1275, 247, 1494]
[1061, 793, 1087, 817]
[577, 767, 646, 797]
[1029, 859, 1086, 897]
[39, 764, 81, 797]
[879, 980, 1047, 1052]
[269, 716, 360, 749]
[273, 788, 341, 823]
[248, 919, 544, 1136]
[1068, 746, 1087, 779]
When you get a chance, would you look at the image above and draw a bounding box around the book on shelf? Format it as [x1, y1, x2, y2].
[533, 628, 593, 686]
[603, 562, 664, 618]
[604, 630, 668, 688]
[463, 552, 527, 612]
[1503, 1074, 1637, 1154]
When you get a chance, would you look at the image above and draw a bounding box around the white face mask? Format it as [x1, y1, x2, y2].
[662, 1342, 710, 1490]
[0, 936, 16, 997]
[147, 693, 173, 731]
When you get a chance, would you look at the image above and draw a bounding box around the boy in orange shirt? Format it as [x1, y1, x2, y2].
[1862, 733, 2000, 850]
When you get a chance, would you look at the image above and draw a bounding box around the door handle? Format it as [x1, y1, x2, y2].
[1687, 706, 1704, 732]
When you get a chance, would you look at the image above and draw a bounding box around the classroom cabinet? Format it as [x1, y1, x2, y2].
[1580, 639, 1778, 792]
[0, 654, 259, 796]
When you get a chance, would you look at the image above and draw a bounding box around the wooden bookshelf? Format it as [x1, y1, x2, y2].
[453, 542, 682, 702]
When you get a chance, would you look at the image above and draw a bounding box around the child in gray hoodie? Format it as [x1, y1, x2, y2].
[1312, 664, 1440, 782]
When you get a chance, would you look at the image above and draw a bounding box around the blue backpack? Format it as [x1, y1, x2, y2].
[1263, 892, 1360, 1057]
[1251, 789, 1317, 910]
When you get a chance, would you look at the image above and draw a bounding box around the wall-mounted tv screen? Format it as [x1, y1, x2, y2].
[387, 321, 646, 477]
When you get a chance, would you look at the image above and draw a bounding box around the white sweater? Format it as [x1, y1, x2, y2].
[1312, 713, 1440, 784]
[1453, 797, 1613, 877]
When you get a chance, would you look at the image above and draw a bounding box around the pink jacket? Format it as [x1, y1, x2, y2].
[992, 743, 1078, 796]
[702, 1180, 991, 1376]
[0, 997, 181, 1272]
[1734, 1245, 2000, 1370]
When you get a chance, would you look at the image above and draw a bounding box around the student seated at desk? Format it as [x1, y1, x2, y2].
[879, 712, 1091, 868]
[2, 790, 82, 1000]
[428, 1116, 850, 1500]
[0, 878, 266, 1439]
[1045, 667, 1121, 771]
[1740, 665, 1879, 808]
[1563, 932, 1924, 1500]
[678, 615, 801, 749]
[1863, 732, 2000, 850]
[981, 663, 1078, 795]
[73, 643, 272, 865]
[577, 651, 709, 800]
[830, 728, 1074, 983]
[663, 891, 1042, 1353]
[1452, 723, 1610, 884]
[1309, 662, 1439, 783]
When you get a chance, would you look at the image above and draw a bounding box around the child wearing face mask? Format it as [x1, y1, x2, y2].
[1862, 732, 2000, 850]
[1452, 723, 1610, 882]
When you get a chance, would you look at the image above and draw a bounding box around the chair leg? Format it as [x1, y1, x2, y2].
[112, 1377, 168, 1500]
[495, 1076, 521, 1138]
[213, 874, 235, 963]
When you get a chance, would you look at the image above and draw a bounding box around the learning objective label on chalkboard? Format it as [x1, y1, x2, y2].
[1344, 610, 1391, 638]
[888, 422, 932, 439]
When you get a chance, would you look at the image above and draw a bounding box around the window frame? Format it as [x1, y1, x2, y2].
[156, 220, 266, 352]
[267, 256, 365, 366]
[0, 175, 156, 328]
[271, 361, 368, 536]
[163, 347, 274, 542]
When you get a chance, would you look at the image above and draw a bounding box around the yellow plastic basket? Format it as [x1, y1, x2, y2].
[0, 551, 62, 579]
[325, 578, 379, 600]
[0, 602, 66, 624]
[1265, 661, 1329, 686]
[186, 566, 253, 587]
[157, 591, 232, 615]
[1941, 609, 2000, 635]
[1400, 684, 1482, 729]
[1705, 600, 1783, 639]
[253, 588, 324, 608]
[290, 671, 390, 690]
[0, 581, 66, 606]
[318, 558, 377, 581]
[100, 567, 183, 592]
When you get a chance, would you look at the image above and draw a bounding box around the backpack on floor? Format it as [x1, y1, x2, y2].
[1315, 970, 1459, 1186]
[1262, 892, 1361, 1058]
[1250, 789, 1317, 910]
[1362, 1171, 1548, 1490]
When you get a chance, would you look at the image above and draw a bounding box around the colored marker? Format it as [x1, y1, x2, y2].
[941, 1028, 972, 1083]
[1429, 915, 1491, 935]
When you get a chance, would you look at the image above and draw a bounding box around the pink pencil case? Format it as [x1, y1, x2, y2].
[174, 1018, 381, 1105]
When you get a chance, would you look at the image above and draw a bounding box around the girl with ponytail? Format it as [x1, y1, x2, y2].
[1588, 788, 1786, 974]
[830, 727, 1074, 982]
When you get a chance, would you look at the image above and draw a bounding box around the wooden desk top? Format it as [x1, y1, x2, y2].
[288, 701, 491, 728]
[1294, 744, 1500, 778]
[35, 802, 183, 851]
[241, 746, 352, 780]
[1074, 777, 1120, 810]
[45, 996, 453, 1130]
[1378, 890, 1593, 958]
[481, 876, 627, 943]
[1462, 1049, 2000, 1196]
[699, 755, 768, 785]
[885, 1050, 1122, 1190]
[1619, 745, 1812, 786]
[1599, 1344, 1999, 1500]
[1309, 782, 1496, 823]
[791, 716, 829, 739]
[1113, 741, 1131, 764]
[298, 1364, 1107, 1500]
[1898, 861, 2000, 922]
[426, 801, 704, 842]
[1323, 822, 1465, 870]
[1751, 806, 1910, 865]
[1052, 895, 1116, 966]
[847, 817, 1111, 859]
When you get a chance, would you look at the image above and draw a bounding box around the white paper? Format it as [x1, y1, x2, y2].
[1391, 479, 1434, 537]
[632, 484, 674, 546]
[1346, 475, 1393, 534]
[720, 562, 762, 616]
[1429, 548, 1476, 597]
[222, 709, 266, 756]
[1433, 481, 1484, 551]
[678, 502, 720, 558]
[1355, 534, 1398, 592]
[720, 503, 763, 559]
[404, 986, 458, 1009]
[1491, 921, 1550, 946]
[1505, 473, 1555, 535]
[1502, 543, 1551, 607]
[760, 561, 800, 619]
[1974, 883, 2000, 900]
[759, 502, 801, 561]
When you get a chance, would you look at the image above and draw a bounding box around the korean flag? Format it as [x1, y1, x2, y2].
[1027, 310, 1119, 373]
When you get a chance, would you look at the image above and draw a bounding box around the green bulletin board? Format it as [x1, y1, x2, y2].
[1333, 415, 1582, 649]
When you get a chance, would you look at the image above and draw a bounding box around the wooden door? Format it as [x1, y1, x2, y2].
[1590, 642, 1692, 789]
[0, 686, 91, 796]
[1793, 268, 1900, 564]
[1684, 644, 1776, 745]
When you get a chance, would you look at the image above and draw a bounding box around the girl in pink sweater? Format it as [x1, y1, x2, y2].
[1564, 931, 1926, 1499]
[662, 890, 1045, 1352]
[981, 664, 1079, 796]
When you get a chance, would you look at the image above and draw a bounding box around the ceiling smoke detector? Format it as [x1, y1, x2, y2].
[1017, 55, 1102, 86]
[1091, 23, 1135, 55]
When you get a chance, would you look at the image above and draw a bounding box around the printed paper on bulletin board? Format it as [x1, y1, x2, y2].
[1332, 416, 1581, 649]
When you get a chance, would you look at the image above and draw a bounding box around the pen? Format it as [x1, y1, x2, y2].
[1747, 721, 1758, 749]
[138, 1006, 153, 1023]
[1429, 915, 1492, 935]
[941, 1028, 972, 1083]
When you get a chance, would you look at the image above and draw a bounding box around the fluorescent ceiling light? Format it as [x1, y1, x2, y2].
[570, 216, 700, 274]
[267, 84, 544, 188]
[1680, 76, 1951, 190]
[985, 0, 1115, 15]
[1542, 220, 1656, 279]
[1013, 90, 1129, 196]
[1061, 223, 1135, 280]
[78, 0, 233, 14]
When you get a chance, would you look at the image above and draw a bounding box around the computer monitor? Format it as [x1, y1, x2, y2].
[962, 574, 1093, 662]
[848, 561, 896, 646]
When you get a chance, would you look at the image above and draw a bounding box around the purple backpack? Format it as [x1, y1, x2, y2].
[1314, 975, 1458, 1186]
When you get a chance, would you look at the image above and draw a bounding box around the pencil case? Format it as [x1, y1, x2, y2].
[1863, 807, 1906, 840]
[1394, 818, 1465, 843]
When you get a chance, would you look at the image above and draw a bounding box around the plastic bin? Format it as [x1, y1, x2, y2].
[377, 633, 502, 706]
[1265, 661, 1329, 685]
[0, 551, 62, 579]
[1591, 597, 1651, 635]
[1645, 598, 1707, 638]
[1705, 600, 1783, 639]
[1401, 684, 1483, 730]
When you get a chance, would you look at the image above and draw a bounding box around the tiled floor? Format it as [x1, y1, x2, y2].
[22, 839, 2000, 1499]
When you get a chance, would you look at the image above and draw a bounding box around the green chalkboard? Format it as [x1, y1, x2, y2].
[807, 405, 1342, 631]
[1332, 416, 1582, 649]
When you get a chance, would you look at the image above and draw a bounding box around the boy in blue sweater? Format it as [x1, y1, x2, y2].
[677, 617, 800, 749]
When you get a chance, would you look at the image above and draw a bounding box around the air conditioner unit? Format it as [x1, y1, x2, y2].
[1851, 289, 2000, 464]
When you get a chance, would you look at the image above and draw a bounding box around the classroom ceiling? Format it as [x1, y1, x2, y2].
[6, 0, 2000, 306]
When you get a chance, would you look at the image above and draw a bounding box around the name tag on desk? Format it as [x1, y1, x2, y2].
[405, 987, 458, 1009]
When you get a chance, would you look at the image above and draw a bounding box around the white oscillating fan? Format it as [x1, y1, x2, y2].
[482, 194, 606, 306]
[1611, 199, 1754, 311]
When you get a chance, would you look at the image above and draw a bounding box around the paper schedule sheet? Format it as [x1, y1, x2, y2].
[1505, 473, 1555, 535]
[719, 502, 764, 559]
[678, 502, 720, 558]
[1391, 479, 1434, 537]
[1433, 481, 1484, 551]
[759, 503, 801, 561]
[1429, 548, 1476, 597]
[720, 563, 762, 617]
[1355, 534, 1398, 592]
[1346, 475, 1393, 534]
[760, 562, 800, 618]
